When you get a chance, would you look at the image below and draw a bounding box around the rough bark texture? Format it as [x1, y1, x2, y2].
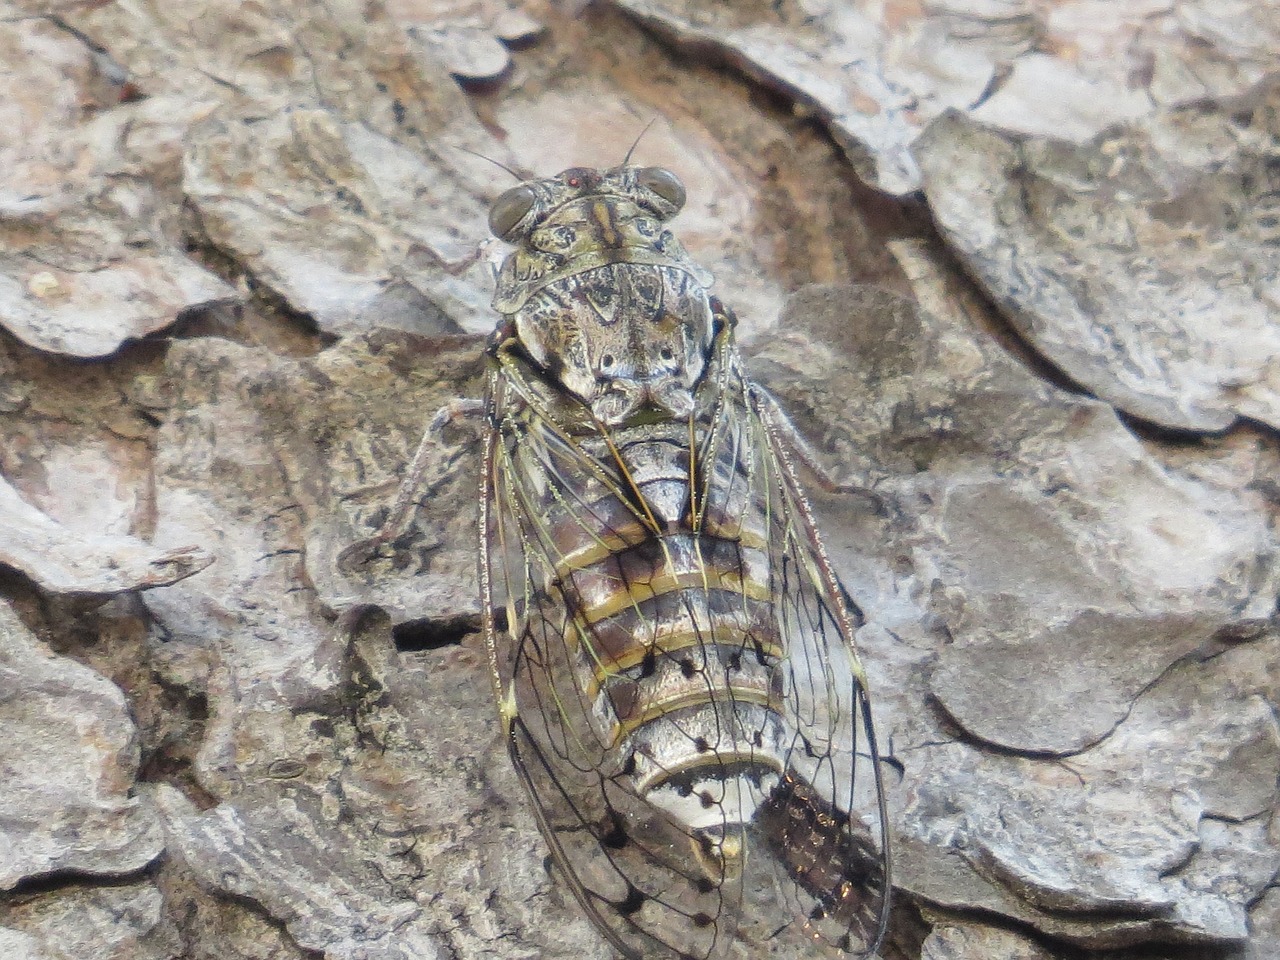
[1, 1, 1277, 959]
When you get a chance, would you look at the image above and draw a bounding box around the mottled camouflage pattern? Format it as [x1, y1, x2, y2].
[479, 165, 890, 959]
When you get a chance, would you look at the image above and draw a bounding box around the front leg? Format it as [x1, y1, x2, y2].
[337, 397, 486, 570]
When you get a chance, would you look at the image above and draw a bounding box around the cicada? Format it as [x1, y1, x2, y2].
[476, 164, 891, 959]
[362, 163, 891, 958]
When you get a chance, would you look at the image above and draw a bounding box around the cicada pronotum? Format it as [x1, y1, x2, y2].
[358, 163, 891, 958]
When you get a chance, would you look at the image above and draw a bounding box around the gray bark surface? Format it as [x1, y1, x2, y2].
[1, 1, 1277, 958]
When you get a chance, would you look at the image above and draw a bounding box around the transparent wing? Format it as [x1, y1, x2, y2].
[733, 378, 891, 956]
[687, 361, 890, 957]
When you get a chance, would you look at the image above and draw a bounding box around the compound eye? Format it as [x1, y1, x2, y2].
[636, 167, 686, 214]
[489, 184, 537, 240]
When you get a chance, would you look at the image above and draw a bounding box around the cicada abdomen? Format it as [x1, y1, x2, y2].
[480, 165, 890, 958]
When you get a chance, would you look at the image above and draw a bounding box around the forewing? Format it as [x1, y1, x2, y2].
[481, 368, 743, 960]
[720, 378, 891, 957]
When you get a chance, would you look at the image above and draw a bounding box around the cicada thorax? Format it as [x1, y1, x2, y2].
[509, 263, 716, 426]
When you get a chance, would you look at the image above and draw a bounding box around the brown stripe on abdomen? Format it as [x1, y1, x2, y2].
[577, 590, 782, 688]
[558, 533, 770, 626]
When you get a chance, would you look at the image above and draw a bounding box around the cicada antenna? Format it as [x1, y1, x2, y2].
[621, 118, 658, 167]
[455, 145, 529, 182]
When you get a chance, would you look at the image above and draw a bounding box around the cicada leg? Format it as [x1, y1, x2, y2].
[337, 397, 486, 569]
[748, 384, 890, 513]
